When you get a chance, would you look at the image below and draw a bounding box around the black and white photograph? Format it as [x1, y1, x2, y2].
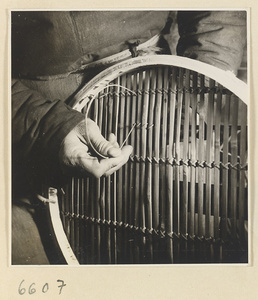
[11, 10, 249, 267]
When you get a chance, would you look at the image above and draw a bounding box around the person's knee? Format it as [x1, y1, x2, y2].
[12, 203, 50, 265]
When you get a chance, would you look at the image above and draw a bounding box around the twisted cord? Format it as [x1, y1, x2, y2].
[95, 86, 233, 100]
[60, 210, 223, 243]
[129, 155, 248, 170]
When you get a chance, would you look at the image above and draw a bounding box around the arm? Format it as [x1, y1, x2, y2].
[176, 11, 247, 74]
[12, 79, 84, 163]
[12, 79, 132, 178]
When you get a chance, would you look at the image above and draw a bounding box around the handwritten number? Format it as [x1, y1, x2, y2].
[57, 280, 66, 295]
[18, 280, 64, 295]
[18, 280, 26, 295]
[42, 283, 49, 293]
[28, 283, 36, 295]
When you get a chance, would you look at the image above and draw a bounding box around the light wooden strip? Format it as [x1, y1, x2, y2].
[79, 178, 85, 263]
[117, 74, 126, 222]
[129, 73, 137, 225]
[75, 178, 80, 259]
[189, 71, 197, 237]
[134, 71, 142, 228]
[221, 94, 230, 241]
[107, 227, 112, 264]
[137, 69, 144, 232]
[70, 177, 75, 249]
[166, 66, 176, 235]
[84, 178, 90, 264]
[85, 178, 90, 218]
[153, 67, 162, 229]
[48, 190, 79, 265]
[107, 81, 117, 263]
[71, 55, 248, 112]
[214, 87, 222, 239]
[107, 84, 114, 135]
[97, 89, 104, 138]
[197, 75, 205, 238]
[121, 74, 131, 259]
[160, 66, 168, 232]
[174, 67, 183, 235]
[95, 177, 102, 255]
[96, 225, 101, 263]
[124, 73, 132, 224]
[229, 95, 238, 239]
[92, 91, 98, 122]
[238, 101, 247, 243]
[146, 68, 156, 230]
[83, 94, 98, 233]
[80, 178, 84, 218]
[167, 238, 174, 263]
[64, 183, 70, 243]
[140, 69, 150, 231]
[105, 176, 111, 222]
[103, 86, 109, 143]
[113, 228, 117, 264]
[95, 84, 104, 230]
[113, 77, 120, 223]
[205, 79, 215, 238]
[90, 179, 95, 260]
[60, 184, 67, 238]
[182, 69, 190, 237]
[106, 85, 114, 224]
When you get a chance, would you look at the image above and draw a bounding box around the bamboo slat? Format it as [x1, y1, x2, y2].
[205, 79, 215, 238]
[70, 177, 75, 249]
[160, 67, 168, 232]
[239, 101, 247, 243]
[166, 66, 176, 236]
[139, 70, 146, 232]
[182, 69, 190, 237]
[129, 73, 137, 226]
[214, 88, 222, 239]
[197, 74, 205, 238]
[146, 68, 156, 230]
[153, 67, 163, 229]
[117, 74, 126, 223]
[124, 74, 132, 224]
[221, 94, 230, 241]
[113, 77, 120, 223]
[134, 71, 142, 228]
[189, 71, 197, 238]
[75, 178, 80, 259]
[174, 67, 183, 235]
[230, 95, 239, 239]
[90, 179, 95, 261]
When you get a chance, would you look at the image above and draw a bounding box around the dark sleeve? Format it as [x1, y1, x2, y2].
[176, 11, 247, 74]
[12, 79, 84, 162]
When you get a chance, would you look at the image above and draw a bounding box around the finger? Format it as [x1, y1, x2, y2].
[73, 145, 132, 178]
[107, 146, 121, 157]
[108, 133, 117, 144]
[102, 145, 133, 176]
[108, 133, 120, 149]
[82, 145, 132, 177]
[87, 120, 121, 157]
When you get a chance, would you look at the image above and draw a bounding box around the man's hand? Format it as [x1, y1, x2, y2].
[59, 119, 133, 178]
